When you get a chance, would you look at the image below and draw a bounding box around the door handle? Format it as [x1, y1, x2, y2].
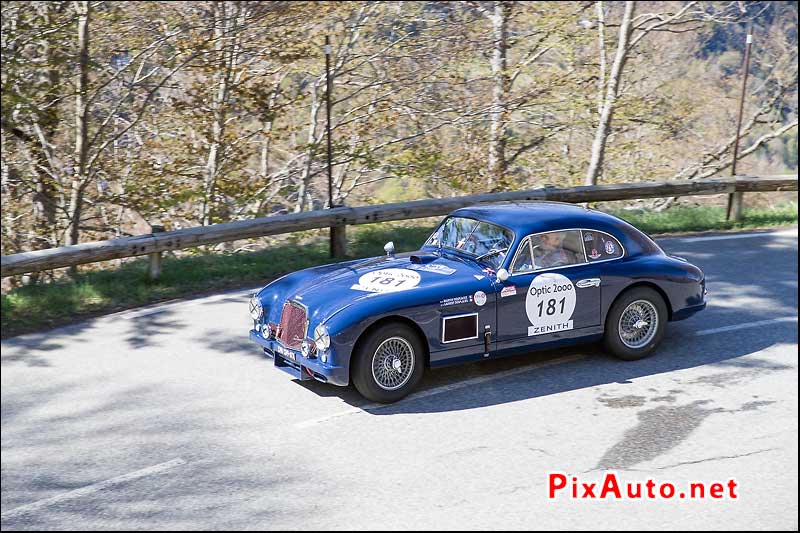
[576, 278, 601, 288]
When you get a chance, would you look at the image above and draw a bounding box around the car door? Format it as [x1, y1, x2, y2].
[432, 278, 497, 364]
[495, 229, 603, 351]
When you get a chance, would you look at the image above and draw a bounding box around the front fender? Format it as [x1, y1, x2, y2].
[322, 277, 496, 372]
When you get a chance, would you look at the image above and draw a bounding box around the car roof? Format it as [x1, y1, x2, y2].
[450, 201, 629, 237]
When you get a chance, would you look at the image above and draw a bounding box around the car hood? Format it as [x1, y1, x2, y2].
[257, 250, 492, 325]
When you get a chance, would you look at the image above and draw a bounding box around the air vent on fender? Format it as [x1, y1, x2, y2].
[410, 253, 438, 264]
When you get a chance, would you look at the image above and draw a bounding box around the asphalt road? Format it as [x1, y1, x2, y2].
[2, 228, 797, 530]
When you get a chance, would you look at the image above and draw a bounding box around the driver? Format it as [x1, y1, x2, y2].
[535, 232, 570, 268]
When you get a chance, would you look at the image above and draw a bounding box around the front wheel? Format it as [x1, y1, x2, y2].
[604, 287, 668, 361]
[352, 322, 425, 403]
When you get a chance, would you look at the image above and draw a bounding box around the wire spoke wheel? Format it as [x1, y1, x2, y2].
[618, 299, 659, 349]
[371, 336, 415, 391]
[604, 287, 667, 362]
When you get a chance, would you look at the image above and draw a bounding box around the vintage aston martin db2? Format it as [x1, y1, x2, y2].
[248, 202, 706, 402]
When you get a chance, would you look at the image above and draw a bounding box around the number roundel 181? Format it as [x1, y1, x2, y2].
[525, 273, 576, 335]
[352, 268, 422, 293]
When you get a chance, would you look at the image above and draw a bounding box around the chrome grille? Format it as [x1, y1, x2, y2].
[278, 301, 307, 348]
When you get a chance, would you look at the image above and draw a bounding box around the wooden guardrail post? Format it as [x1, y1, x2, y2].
[728, 186, 744, 223]
[331, 225, 347, 259]
[148, 225, 165, 281]
[331, 201, 347, 259]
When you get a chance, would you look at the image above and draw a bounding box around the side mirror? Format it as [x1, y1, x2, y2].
[496, 268, 510, 282]
[384, 241, 395, 256]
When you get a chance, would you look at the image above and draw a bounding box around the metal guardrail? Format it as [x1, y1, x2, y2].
[1, 175, 796, 278]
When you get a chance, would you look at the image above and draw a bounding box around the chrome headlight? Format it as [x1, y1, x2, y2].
[313, 323, 331, 352]
[249, 295, 263, 321]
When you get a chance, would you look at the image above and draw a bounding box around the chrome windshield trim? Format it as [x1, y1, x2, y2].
[424, 216, 516, 266]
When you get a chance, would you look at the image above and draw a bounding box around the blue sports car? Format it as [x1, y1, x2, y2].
[248, 202, 706, 402]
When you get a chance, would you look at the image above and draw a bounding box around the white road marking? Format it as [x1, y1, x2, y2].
[294, 353, 586, 429]
[677, 228, 797, 243]
[0, 458, 187, 520]
[695, 316, 798, 336]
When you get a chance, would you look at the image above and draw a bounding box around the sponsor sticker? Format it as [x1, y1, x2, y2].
[408, 263, 456, 275]
[589, 249, 601, 260]
[526, 273, 576, 336]
[584, 233, 594, 242]
[500, 285, 517, 298]
[474, 291, 487, 306]
[351, 268, 421, 293]
[474, 274, 486, 280]
[605, 240, 616, 255]
[440, 295, 473, 307]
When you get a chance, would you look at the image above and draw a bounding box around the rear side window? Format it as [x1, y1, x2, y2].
[582, 230, 623, 261]
[529, 230, 586, 271]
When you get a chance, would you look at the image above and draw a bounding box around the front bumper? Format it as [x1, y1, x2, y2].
[249, 330, 349, 386]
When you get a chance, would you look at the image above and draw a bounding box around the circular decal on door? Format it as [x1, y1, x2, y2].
[525, 273, 576, 336]
[474, 290, 487, 306]
[351, 268, 421, 293]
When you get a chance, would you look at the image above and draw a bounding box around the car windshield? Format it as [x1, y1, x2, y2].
[425, 216, 513, 269]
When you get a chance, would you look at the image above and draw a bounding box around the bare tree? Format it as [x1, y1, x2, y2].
[65, 0, 89, 250]
[487, 1, 510, 190]
[584, 0, 634, 186]
[584, 1, 744, 186]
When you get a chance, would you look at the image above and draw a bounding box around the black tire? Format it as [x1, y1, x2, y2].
[352, 322, 425, 403]
[604, 286, 668, 361]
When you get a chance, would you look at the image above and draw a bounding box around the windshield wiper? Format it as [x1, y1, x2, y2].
[475, 247, 508, 262]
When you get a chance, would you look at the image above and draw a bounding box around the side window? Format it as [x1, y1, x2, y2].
[530, 230, 586, 270]
[582, 230, 623, 261]
[511, 239, 534, 273]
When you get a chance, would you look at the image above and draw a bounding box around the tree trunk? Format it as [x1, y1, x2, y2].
[584, 1, 634, 186]
[29, 3, 60, 254]
[202, 1, 235, 226]
[295, 90, 321, 213]
[595, 1, 606, 117]
[66, 0, 90, 255]
[488, 1, 510, 191]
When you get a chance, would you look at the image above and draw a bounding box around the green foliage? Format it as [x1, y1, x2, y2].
[609, 203, 798, 234]
[0, 222, 433, 337]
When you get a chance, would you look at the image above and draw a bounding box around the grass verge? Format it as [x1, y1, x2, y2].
[2, 203, 796, 338]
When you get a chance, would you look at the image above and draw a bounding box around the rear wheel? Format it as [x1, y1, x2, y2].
[604, 287, 667, 361]
[352, 322, 425, 403]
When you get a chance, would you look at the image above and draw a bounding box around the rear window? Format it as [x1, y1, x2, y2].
[582, 230, 623, 261]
